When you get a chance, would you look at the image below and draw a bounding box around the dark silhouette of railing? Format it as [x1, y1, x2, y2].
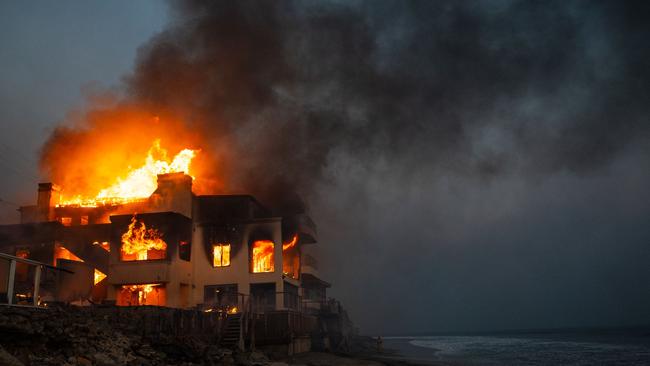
[0, 252, 72, 306]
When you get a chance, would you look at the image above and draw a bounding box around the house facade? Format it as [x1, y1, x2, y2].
[0, 172, 327, 314]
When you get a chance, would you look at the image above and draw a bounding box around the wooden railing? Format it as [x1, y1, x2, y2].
[202, 291, 344, 349]
[0, 252, 72, 306]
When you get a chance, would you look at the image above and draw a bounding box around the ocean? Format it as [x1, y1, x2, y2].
[380, 328, 650, 365]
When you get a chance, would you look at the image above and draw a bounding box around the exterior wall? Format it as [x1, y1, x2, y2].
[106, 212, 193, 308]
[10, 176, 321, 313]
[149, 173, 194, 219]
[107, 255, 193, 308]
[191, 218, 298, 310]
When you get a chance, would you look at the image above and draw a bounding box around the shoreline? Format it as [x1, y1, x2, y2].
[280, 335, 458, 366]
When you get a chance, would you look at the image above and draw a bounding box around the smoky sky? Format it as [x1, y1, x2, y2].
[119, 0, 650, 207]
[3, 0, 650, 334]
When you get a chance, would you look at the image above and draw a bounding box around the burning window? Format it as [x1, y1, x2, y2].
[120, 215, 167, 261]
[282, 235, 300, 279]
[80, 215, 89, 225]
[117, 284, 166, 306]
[251, 240, 274, 273]
[212, 243, 231, 267]
[59, 217, 72, 226]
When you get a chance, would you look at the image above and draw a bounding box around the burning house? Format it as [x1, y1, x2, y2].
[0, 140, 347, 352]
[0, 134, 359, 356]
[1, 170, 326, 312]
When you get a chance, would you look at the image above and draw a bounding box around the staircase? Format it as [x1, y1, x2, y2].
[219, 313, 242, 349]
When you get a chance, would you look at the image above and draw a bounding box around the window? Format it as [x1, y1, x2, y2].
[59, 217, 72, 226]
[212, 243, 231, 267]
[284, 282, 299, 310]
[179, 240, 191, 261]
[251, 240, 274, 273]
[120, 216, 167, 261]
[204, 284, 238, 311]
[282, 235, 300, 279]
[117, 284, 166, 306]
[80, 215, 89, 225]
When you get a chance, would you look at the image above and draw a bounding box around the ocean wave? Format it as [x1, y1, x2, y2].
[391, 334, 650, 365]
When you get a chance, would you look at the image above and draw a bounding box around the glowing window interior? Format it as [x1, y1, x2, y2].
[212, 243, 231, 267]
[251, 240, 274, 273]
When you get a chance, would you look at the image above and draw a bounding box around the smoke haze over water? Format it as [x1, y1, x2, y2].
[5, 0, 650, 334]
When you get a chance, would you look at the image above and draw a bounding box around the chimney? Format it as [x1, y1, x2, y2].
[37, 183, 61, 221]
[149, 173, 193, 218]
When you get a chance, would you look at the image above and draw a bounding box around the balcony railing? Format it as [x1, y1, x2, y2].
[0, 252, 72, 306]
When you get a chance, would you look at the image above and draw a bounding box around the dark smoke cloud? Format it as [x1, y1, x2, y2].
[122, 0, 649, 215]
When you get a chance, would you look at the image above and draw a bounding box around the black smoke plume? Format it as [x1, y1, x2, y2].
[112, 0, 649, 215]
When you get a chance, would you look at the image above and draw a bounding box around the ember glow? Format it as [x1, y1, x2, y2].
[59, 139, 197, 207]
[251, 240, 274, 273]
[120, 215, 167, 261]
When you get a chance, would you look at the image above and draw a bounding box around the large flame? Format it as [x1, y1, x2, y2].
[59, 139, 197, 207]
[251, 240, 275, 273]
[120, 215, 167, 260]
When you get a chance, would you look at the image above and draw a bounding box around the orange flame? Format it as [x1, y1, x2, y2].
[59, 139, 197, 207]
[282, 234, 298, 251]
[251, 240, 274, 273]
[93, 241, 110, 252]
[53, 245, 84, 264]
[120, 215, 167, 260]
[282, 234, 300, 279]
[121, 284, 162, 305]
[94, 269, 107, 285]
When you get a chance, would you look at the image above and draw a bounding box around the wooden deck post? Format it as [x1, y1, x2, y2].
[7, 259, 16, 305]
[33, 265, 42, 306]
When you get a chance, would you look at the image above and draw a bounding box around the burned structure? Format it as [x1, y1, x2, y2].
[1, 172, 328, 310]
[0, 171, 346, 351]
